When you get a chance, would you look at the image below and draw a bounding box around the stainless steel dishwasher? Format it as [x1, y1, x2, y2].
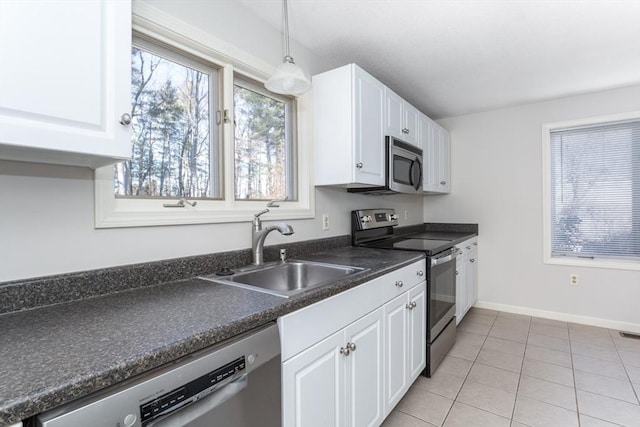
[37, 323, 281, 427]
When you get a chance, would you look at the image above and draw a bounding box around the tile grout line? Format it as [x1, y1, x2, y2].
[509, 313, 532, 425]
[612, 331, 640, 406]
[439, 309, 497, 426]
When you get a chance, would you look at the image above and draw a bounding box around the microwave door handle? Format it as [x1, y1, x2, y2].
[409, 158, 422, 191]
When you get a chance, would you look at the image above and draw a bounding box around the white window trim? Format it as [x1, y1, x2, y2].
[541, 111, 640, 271]
[95, 2, 314, 228]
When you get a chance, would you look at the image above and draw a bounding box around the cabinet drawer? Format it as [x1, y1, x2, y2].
[455, 237, 477, 257]
[279, 259, 424, 361]
[378, 259, 426, 303]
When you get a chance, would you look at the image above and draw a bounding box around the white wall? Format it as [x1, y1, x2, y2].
[426, 85, 640, 328]
[0, 0, 424, 282]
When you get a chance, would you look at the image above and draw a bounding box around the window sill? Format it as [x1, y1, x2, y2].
[544, 256, 640, 271]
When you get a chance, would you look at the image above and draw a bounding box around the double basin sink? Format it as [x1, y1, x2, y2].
[199, 260, 367, 298]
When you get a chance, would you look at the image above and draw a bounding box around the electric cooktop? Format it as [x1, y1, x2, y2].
[363, 237, 454, 256]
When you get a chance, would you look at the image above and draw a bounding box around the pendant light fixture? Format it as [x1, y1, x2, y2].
[265, 0, 311, 96]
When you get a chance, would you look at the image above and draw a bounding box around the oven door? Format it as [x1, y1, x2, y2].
[428, 248, 457, 341]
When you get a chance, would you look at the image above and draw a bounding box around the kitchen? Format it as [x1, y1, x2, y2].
[1, 0, 639, 426]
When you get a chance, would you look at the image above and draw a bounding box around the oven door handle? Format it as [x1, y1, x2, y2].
[431, 253, 455, 266]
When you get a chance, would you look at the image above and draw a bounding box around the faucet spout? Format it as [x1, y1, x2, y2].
[252, 222, 294, 265]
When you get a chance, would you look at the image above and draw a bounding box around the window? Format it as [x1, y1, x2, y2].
[544, 114, 640, 267]
[116, 39, 220, 200]
[233, 78, 296, 201]
[94, 17, 313, 228]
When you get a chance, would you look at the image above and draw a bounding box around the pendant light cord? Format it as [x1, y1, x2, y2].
[283, 0, 292, 62]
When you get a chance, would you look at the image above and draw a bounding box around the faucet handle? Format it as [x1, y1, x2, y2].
[254, 209, 270, 218]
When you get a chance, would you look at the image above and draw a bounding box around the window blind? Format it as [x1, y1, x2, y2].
[550, 119, 640, 261]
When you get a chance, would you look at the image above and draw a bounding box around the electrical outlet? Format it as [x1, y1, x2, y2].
[570, 274, 578, 286]
[322, 214, 330, 231]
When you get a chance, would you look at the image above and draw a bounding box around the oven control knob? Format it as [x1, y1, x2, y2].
[361, 215, 372, 223]
[388, 213, 399, 221]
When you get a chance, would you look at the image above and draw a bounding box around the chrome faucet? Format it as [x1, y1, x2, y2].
[252, 209, 294, 265]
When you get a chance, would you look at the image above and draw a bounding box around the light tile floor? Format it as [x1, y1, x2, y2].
[382, 308, 640, 427]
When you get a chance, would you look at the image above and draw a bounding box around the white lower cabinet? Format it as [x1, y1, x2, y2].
[282, 330, 345, 427]
[455, 237, 478, 323]
[279, 260, 427, 427]
[282, 308, 384, 427]
[384, 283, 426, 414]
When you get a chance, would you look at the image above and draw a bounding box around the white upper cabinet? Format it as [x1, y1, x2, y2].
[384, 89, 403, 140]
[314, 64, 386, 187]
[0, 0, 132, 168]
[314, 64, 450, 192]
[384, 88, 419, 146]
[420, 114, 451, 194]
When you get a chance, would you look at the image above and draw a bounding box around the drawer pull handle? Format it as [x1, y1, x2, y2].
[395, 280, 403, 288]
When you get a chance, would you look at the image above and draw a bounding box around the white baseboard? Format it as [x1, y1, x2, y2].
[474, 300, 640, 334]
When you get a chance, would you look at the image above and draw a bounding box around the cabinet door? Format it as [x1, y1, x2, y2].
[384, 88, 404, 140]
[0, 0, 131, 168]
[354, 67, 386, 185]
[403, 102, 420, 146]
[407, 282, 427, 381]
[420, 115, 438, 192]
[283, 331, 346, 427]
[438, 127, 452, 192]
[383, 293, 409, 414]
[344, 309, 384, 427]
[455, 255, 467, 324]
[467, 244, 478, 311]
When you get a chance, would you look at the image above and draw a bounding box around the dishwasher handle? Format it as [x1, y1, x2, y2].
[148, 374, 248, 427]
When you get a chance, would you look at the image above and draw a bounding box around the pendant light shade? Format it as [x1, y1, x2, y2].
[265, 0, 311, 96]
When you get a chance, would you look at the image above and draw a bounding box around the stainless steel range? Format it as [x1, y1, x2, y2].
[352, 208, 457, 377]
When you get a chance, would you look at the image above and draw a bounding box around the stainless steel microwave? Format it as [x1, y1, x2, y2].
[349, 136, 423, 195]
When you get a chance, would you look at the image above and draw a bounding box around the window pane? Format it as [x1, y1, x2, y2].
[234, 84, 290, 200]
[550, 119, 640, 260]
[115, 46, 213, 198]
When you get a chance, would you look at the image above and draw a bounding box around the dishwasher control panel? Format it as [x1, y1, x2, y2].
[140, 356, 246, 425]
[37, 323, 280, 427]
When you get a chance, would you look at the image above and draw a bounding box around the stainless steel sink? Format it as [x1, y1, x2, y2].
[199, 260, 366, 298]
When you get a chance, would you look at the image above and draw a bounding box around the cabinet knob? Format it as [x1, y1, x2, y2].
[402, 128, 409, 134]
[417, 270, 424, 277]
[395, 280, 403, 288]
[119, 113, 132, 125]
[470, 258, 475, 263]
[406, 301, 417, 310]
[473, 242, 478, 246]
[455, 270, 459, 275]
[356, 162, 363, 169]
[348, 342, 356, 352]
[466, 246, 471, 250]
[440, 181, 447, 185]
[340, 347, 351, 356]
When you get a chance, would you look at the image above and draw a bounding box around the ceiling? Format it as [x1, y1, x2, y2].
[237, 0, 640, 119]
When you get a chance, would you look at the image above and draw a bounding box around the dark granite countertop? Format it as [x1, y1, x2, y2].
[0, 246, 423, 426]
